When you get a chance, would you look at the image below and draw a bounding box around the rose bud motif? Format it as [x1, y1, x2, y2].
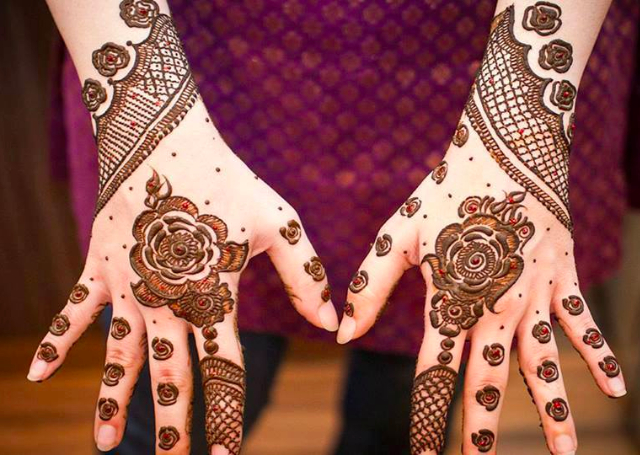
[452, 123, 469, 147]
[550, 80, 577, 111]
[538, 39, 573, 73]
[522, 2, 562, 36]
[152, 337, 174, 360]
[483, 343, 505, 366]
[431, 161, 448, 184]
[304, 256, 326, 281]
[532, 321, 552, 343]
[37, 342, 59, 362]
[471, 429, 495, 452]
[69, 283, 89, 304]
[375, 234, 392, 257]
[111, 317, 131, 340]
[567, 112, 576, 142]
[537, 360, 559, 383]
[81, 79, 107, 112]
[583, 328, 604, 349]
[476, 385, 501, 411]
[349, 270, 369, 293]
[344, 302, 355, 318]
[400, 197, 421, 217]
[599, 356, 621, 378]
[321, 284, 332, 302]
[157, 382, 179, 406]
[49, 313, 70, 336]
[92, 42, 130, 77]
[158, 426, 180, 450]
[119, 0, 159, 28]
[562, 294, 584, 316]
[545, 397, 569, 422]
[98, 398, 119, 421]
[279, 220, 302, 245]
[103, 363, 125, 387]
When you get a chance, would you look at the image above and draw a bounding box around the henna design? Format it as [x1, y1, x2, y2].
[410, 365, 457, 455]
[200, 355, 246, 455]
[562, 295, 584, 315]
[304, 256, 326, 281]
[452, 123, 469, 147]
[279, 220, 302, 245]
[81, 79, 107, 112]
[98, 397, 119, 421]
[483, 343, 505, 366]
[37, 342, 59, 362]
[537, 360, 559, 382]
[400, 197, 421, 217]
[471, 429, 495, 452]
[422, 192, 534, 337]
[476, 385, 500, 411]
[94, 4, 197, 214]
[49, 314, 70, 336]
[157, 382, 179, 406]
[152, 337, 174, 360]
[545, 397, 569, 422]
[158, 426, 180, 450]
[321, 284, 332, 302]
[349, 270, 369, 293]
[431, 161, 448, 184]
[111, 317, 131, 340]
[344, 302, 354, 318]
[523, 2, 562, 36]
[532, 321, 552, 343]
[69, 283, 89, 304]
[92, 42, 130, 77]
[375, 234, 392, 256]
[466, 6, 573, 232]
[568, 112, 576, 142]
[539, 40, 573, 73]
[583, 328, 604, 349]
[103, 363, 125, 386]
[550, 80, 577, 111]
[599, 356, 621, 377]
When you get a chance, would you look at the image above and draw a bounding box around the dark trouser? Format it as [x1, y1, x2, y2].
[101, 331, 417, 455]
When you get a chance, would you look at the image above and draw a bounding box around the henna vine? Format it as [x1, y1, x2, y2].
[158, 426, 180, 450]
[539, 39, 573, 73]
[568, 112, 576, 142]
[483, 343, 505, 366]
[375, 234, 392, 256]
[537, 360, 559, 382]
[550, 80, 577, 111]
[532, 321, 552, 343]
[279, 220, 302, 245]
[103, 363, 125, 386]
[471, 429, 495, 452]
[69, 283, 89, 304]
[349, 271, 369, 293]
[522, 2, 562, 36]
[37, 342, 59, 362]
[562, 295, 584, 315]
[120, 0, 159, 28]
[81, 79, 107, 112]
[599, 356, 621, 377]
[452, 124, 469, 147]
[152, 337, 174, 360]
[98, 397, 119, 421]
[92, 42, 130, 77]
[321, 284, 332, 302]
[344, 302, 355, 318]
[111, 317, 131, 340]
[583, 328, 604, 349]
[476, 385, 500, 411]
[545, 397, 569, 421]
[400, 197, 421, 217]
[49, 313, 70, 336]
[157, 382, 179, 406]
[431, 161, 448, 184]
[303, 256, 326, 281]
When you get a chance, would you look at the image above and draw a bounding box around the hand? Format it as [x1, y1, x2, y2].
[337, 6, 624, 454]
[28, 98, 338, 454]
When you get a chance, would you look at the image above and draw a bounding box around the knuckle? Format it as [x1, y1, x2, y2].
[107, 345, 140, 370]
[153, 367, 191, 390]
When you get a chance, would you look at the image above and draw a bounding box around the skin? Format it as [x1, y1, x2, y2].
[28, 1, 339, 454]
[338, 2, 623, 455]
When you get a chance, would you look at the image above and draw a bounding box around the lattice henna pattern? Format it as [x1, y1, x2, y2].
[471, 6, 573, 231]
[94, 6, 198, 215]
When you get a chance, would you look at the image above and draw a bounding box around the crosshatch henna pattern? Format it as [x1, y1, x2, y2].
[466, 5, 574, 232]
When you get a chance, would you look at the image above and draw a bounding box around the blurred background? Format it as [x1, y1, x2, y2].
[1, 1, 639, 454]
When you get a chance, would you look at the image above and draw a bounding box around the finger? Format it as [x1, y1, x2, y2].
[28, 273, 110, 382]
[553, 291, 626, 398]
[94, 308, 146, 452]
[337, 215, 416, 344]
[268, 211, 338, 332]
[144, 314, 193, 454]
[517, 307, 577, 455]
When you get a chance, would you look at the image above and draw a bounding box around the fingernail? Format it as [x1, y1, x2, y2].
[609, 377, 627, 397]
[318, 301, 339, 332]
[554, 434, 575, 454]
[337, 316, 356, 344]
[27, 360, 48, 382]
[97, 425, 117, 451]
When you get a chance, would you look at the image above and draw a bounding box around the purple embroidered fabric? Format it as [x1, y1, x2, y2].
[50, 0, 639, 355]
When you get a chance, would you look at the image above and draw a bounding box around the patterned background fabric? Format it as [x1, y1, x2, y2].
[52, 0, 639, 355]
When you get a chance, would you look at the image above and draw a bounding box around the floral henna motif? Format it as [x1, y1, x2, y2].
[152, 337, 174, 360]
[532, 321, 552, 343]
[583, 328, 604, 349]
[303, 256, 325, 281]
[551, 80, 577, 111]
[69, 283, 89, 304]
[92, 42, 130, 77]
[483, 343, 505, 366]
[321, 284, 332, 302]
[37, 342, 59, 362]
[523, 2, 562, 36]
[476, 385, 500, 411]
[562, 295, 584, 315]
[422, 192, 534, 337]
[344, 302, 355, 318]
[157, 382, 179, 406]
[103, 363, 125, 386]
[471, 429, 495, 452]
[546, 398, 569, 422]
[539, 39, 573, 73]
[375, 234, 392, 256]
[400, 197, 421, 217]
[452, 124, 469, 147]
[279, 220, 302, 245]
[81, 79, 107, 112]
[98, 398, 119, 421]
[431, 161, 448, 184]
[537, 360, 559, 383]
[111, 317, 131, 340]
[49, 314, 70, 336]
[158, 426, 180, 450]
[120, 0, 159, 28]
[599, 356, 621, 377]
[349, 271, 369, 293]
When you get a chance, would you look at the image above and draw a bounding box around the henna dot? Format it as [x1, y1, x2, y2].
[120, 294, 125, 299]
[422, 242, 427, 246]
[152, 320, 157, 324]
[549, 280, 553, 285]
[129, 186, 133, 191]
[205, 118, 210, 123]
[518, 293, 522, 298]
[126, 40, 133, 46]
[423, 214, 427, 219]
[215, 167, 221, 172]
[403, 250, 407, 254]
[500, 325, 504, 330]
[536, 310, 540, 314]
[204, 200, 210, 205]
[565, 252, 569, 256]
[105, 256, 109, 261]
[109, 215, 113, 221]
[574, 282, 578, 286]
[171, 152, 176, 157]
[241, 227, 246, 232]
[254, 175, 259, 180]
[546, 227, 550, 231]
[533, 259, 537, 263]
[448, 193, 452, 198]
[486, 183, 491, 187]
[90, 277, 94, 281]
[278, 206, 283, 211]
[469, 156, 474, 161]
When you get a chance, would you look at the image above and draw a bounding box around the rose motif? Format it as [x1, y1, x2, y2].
[599, 356, 621, 377]
[111, 317, 131, 340]
[522, 2, 562, 36]
[452, 124, 468, 147]
[429, 298, 479, 335]
[119, 0, 159, 28]
[321, 284, 332, 302]
[279, 220, 302, 245]
[562, 294, 583, 315]
[545, 398, 568, 422]
[583, 328, 604, 349]
[152, 337, 174, 360]
[400, 197, 421, 217]
[49, 313, 70, 336]
[98, 398, 119, 421]
[303, 256, 325, 281]
[81, 79, 107, 112]
[550, 80, 576, 111]
[37, 342, 59, 362]
[532, 321, 552, 343]
[158, 426, 180, 450]
[537, 360, 559, 383]
[538, 39, 573, 73]
[92, 42, 130, 77]
[344, 302, 355, 317]
[103, 363, 125, 386]
[431, 161, 448, 184]
[375, 234, 392, 257]
[349, 270, 369, 293]
[157, 382, 179, 406]
[475, 385, 500, 411]
[482, 343, 504, 366]
[471, 429, 495, 452]
[171, 284, 234, 328]
[69, 283, 89, 304]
